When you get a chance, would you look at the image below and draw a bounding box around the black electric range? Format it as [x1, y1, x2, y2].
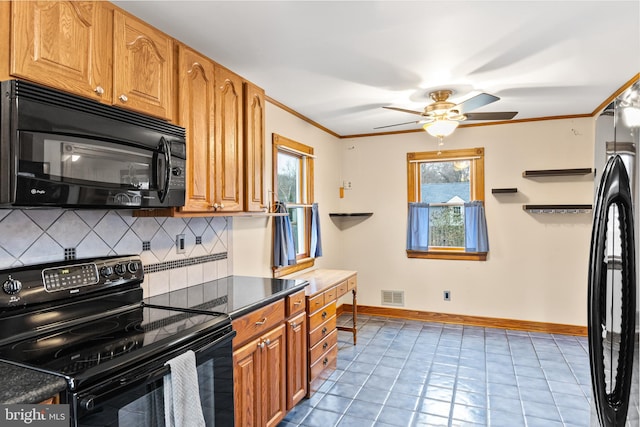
[0, 255, 235, 427]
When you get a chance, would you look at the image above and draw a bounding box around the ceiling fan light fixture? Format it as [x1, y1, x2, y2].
[423, 119, 459, 138]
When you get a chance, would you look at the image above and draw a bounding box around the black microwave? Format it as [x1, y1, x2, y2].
[0, 79, 186, 209]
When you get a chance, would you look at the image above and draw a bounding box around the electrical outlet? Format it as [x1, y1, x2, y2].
[443, 290, 451, 301]
[176, 234, 186, 254]
[343, 180, 352, 190]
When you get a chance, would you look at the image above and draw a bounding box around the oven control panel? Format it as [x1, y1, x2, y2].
[42, 263, 99, 292]
[0, 255, 144, 307]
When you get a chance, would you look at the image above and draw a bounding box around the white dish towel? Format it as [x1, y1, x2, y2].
[163, 350, 206, 427]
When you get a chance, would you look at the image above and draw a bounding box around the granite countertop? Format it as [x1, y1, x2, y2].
[0, 361, 67, 404]
[144, 275, 309, 319]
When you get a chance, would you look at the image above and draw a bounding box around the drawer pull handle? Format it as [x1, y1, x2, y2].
[321, 311, 327, 319]
[322, 327, 327, 334]
[294, 301, 302, 306]
[322, 342, 328, 350]
[323, 357, 328, 366]
[255, 317, 267, 326]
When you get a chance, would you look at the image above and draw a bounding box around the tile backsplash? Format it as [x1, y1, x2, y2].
[0, 209, 233, 298]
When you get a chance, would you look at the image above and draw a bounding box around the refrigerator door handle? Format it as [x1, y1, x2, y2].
[588, 155, 637, 427]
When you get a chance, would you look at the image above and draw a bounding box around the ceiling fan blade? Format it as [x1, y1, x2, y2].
[383, 106, 423, 115]
[374, 120, 421, 129]
[464, 112, 518, 120]
[457, 93, 500, 113]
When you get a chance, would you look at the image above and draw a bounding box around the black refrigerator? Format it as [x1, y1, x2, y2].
[589, 80, 639, 426]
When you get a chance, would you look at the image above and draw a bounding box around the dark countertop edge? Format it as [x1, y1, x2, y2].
[0, 360, 67, 404]
[229, 280, 308, 320]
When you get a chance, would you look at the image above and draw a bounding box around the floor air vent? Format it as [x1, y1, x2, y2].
[381, 290, 404, 307]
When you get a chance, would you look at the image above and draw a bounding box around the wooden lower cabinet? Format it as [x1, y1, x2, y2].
[233, 323, 286, 427]
[286, 311, 307, 410]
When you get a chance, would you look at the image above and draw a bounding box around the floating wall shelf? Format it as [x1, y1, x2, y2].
[491, 188, 518, 194]
[523, 204, 593, 214]
[522, 168, 594, 177]
[329, 213, 373, 218]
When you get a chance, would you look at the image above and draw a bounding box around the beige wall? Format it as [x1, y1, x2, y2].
[234, 106, 596, 327]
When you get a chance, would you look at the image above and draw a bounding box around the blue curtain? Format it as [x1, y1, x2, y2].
[406, 203, 430, 251]
[273, 202, 297, 267]
[310, 203, 323, 258]
[464, 201, 489, 252]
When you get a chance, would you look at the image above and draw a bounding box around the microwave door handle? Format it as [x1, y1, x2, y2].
[157, 137, 172, 203]
[588, 154, 636, 427]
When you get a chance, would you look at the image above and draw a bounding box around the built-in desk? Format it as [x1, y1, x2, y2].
[290, 269, 357, 396]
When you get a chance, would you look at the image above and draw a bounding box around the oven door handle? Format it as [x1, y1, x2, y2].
[78, 330, 235, 412]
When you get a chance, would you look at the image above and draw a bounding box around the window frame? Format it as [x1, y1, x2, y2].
[272, 134, 315, 276]
[406, 147, 486, 261]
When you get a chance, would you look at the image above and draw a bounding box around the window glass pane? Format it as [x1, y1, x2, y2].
[277, 151, 301, 203]
[288, 207, 306, 256]
[419, 160, 470, 203]
[429, 205, 465, 247]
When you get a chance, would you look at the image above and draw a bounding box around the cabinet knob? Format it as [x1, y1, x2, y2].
[212, 203, 226, 210]
[322, 342, 328, 350]
[321, 311, 327, 319]
[291, 322, 297, 328]
[258, 341, 265, 349]
[322, 327, 327, 335]
[323, 357, 329, 366]
[264, 339, 271, 346]
[119, 94, 128, 103]
[94, 85, 104, 95]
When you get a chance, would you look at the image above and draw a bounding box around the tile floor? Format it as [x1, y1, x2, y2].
[279, 314, 591, 427]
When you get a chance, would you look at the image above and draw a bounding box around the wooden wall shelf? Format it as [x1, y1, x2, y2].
[523, 204, 593, 213]
[491, 188, 518, 194]
[522, 168, 594, 177]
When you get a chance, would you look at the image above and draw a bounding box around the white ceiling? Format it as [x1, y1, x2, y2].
[113, 1, 640, 137]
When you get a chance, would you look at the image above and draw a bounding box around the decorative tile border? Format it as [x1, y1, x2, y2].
[143, 252, 228, 274]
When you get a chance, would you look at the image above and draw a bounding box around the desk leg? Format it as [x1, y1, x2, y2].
[352, 288, 357, 346]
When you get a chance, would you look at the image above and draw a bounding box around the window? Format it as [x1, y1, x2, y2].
[273, 134, 315, 276]
[407, 147, 486, 261]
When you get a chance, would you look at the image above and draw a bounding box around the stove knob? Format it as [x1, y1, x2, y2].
[172, 166, 183, 177]
[80, 396, 95, 411]
[2, 277, 22, 295]
[127, 262, 139, 274]
[100, 266, 114, 278]
[114, 264, 127, 276]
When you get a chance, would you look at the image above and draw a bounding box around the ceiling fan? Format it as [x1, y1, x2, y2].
[376, 89, 518, 141]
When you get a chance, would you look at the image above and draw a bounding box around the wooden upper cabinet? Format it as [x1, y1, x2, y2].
[10, 1, 112, 101]
[214, 67, 244, 212]
[177, 45, 216, 213]
[113, 10, 173, 120]
[244, 82, 266, 212]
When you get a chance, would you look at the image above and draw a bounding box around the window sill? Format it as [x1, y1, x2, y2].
[406, 250, 487, 261]
[273, 258, 316, 278]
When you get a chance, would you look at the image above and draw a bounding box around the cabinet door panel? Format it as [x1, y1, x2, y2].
[178, 45, 215, 212]
[262, 324, 286, 427]
[214, 67, 243, 212]
[287, 312, 307, 410]
[244, 81, 265, 212]
[113, 10, 172, 120]
[11, 1, 111, 101]
[233, 338, 261, 427]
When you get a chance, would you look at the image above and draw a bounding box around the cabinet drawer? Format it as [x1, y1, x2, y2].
[324, 287, 337, 302]
[336, 281, 348, 298]
[308, 302, 336, 331]
[286, 289, 306, 317]
[309, 316, 336, 348]
[347, 275, 357, 290]
[307, 293, 324, 313]
[232, 299, 284, 347]
[309, 329, 337, 364]
[309, 344, 337, 381]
